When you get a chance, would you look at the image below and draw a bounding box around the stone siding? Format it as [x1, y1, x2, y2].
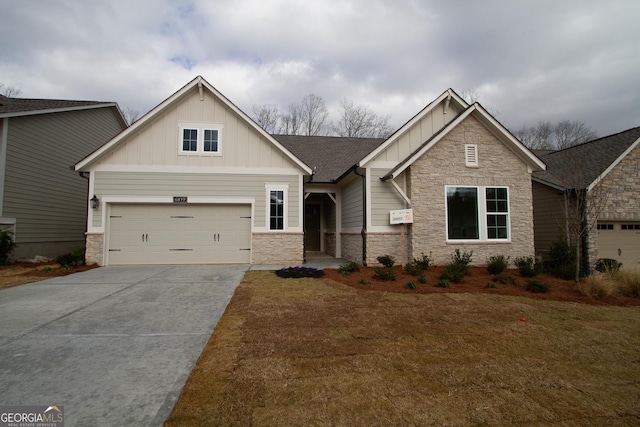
[324, 232, 336, 257]
[252, 232, 304, 264]
[85, 233, 104, 266]
[408, 115, 536, 266]
[340, 232, 363, 264]
[366, 231, 412, 266]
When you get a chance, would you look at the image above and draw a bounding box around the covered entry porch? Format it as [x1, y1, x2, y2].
[303, 186, 342, 260]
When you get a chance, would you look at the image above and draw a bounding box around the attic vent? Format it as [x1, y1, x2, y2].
[465, 144, 478, 167]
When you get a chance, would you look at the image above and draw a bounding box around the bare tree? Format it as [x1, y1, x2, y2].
[279, 103, 302, 135]
[333, 98, 393, 138]
[299, 94, 329, 136]
[516, 120, 597, 150]
[251, 104, 280, 133]
[122, 107, 140, 126]
[0, 83, 22, 98]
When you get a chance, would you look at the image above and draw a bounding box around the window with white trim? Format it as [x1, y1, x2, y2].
[446, 186, 510, 241]
[266, 185, 288, 231]
[179, 123, 222, 155]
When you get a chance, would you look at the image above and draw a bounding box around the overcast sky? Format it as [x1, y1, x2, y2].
[1, 0, 638, 137]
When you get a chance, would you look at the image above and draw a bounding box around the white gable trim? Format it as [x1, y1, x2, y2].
[358, 89, 469, 167]
[75, 76, 312, 174]
[587, 135, 640, 192]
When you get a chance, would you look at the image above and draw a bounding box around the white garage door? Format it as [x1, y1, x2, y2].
[108, 204, 251, 265]
[597, 222, 640, 268]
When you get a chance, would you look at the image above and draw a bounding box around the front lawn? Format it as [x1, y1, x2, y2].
[166, 270, 640, 426]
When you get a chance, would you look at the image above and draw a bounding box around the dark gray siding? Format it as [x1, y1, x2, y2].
[3, 107, 125, 255]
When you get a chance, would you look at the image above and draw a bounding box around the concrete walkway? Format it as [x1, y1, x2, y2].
[0, 265, 247, 426]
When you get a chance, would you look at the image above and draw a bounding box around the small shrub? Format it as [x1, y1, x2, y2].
[403, 262, 421, 276]
[493, 272, 518, 285]
[338, 261, 360, 275]
[405, 281, 419, 290]
[417, 275, 427, 284]
[451, 249, 473, 266]
[515, 256, 537, 277]
[578, 274, 615, 299]
[377, 255, 395, 268]
[486, 281, 498, 289]
[56, 250, 85, 269]
[374, 267, 396, 281]
[275, 266, 324, 278]
[0, 231, 16, 265]
[525, 279, 550, 293]
[440, 262, 467, 283]
[42, 267, 54, 272]
[544, 237, 577, 279]
[594, 258, 623, 273]
[612, 269, 640, 298]
[359, 277, 369, 285]
[413, 253, 432, 271]
[487, 255, 509, 275]
[435, 279, 450, 288]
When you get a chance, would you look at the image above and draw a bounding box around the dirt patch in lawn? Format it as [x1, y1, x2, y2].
[0, 263, 98, 290]
[324, 265, 640, 306]
[166, 270, 640, 426]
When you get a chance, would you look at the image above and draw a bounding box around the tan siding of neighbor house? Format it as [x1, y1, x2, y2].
[94, 88, 296, 170]
[3, 108, 124, 257]
[92, 171, 300, 229]
[375, 103, 460, 162]
[408, 115, 535, 266]
[531, 181, 565, 260]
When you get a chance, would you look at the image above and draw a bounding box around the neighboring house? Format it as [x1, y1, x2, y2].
[0, 94, 127, 260]
[532, 127, 640, 269]
[75, 76, 545, 266]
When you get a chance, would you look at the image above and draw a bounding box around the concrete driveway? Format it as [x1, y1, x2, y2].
[0, 265, 247, 426]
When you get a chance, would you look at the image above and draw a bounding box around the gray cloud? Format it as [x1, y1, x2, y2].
[1, 0, 637, 137]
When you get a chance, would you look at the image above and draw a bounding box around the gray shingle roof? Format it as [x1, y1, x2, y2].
[0, 94, 113, 116]
[534, 126, 640, 189]
[273, 134, 384, 182]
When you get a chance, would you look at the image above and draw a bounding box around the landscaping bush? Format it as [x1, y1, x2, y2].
[525, 279, 550, 293]
[417, 275, 427, 284]
[487, 255, 509, 275]
[359, 277, 369, 285]
[405, 281, 419, 290]
[56, 248, 85, 268]
[374, 267, 396, 281]
[275, 266, 324, 278]
[413, 253, 432, 271]
[403, 262, 421, 276]
[440, 262, 467, 283]
[515, 256, 537, 277]
[486, 281, 498, 289]
[0, 231, 16, 265]
[493, 272, 518, 285]
[578, 274, 615, 299]
[544, 237, 576, 279]
[435, 279, 450, 288]
[451, 249, 473, 266]
[338, 261, 360, 275]
[376, 255, 395, 268]
[612, 269, 640, 298]
[594, 258, 623, 273]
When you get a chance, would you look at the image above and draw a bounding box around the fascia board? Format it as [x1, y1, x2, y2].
[586, 135, 640, 192]
[358, 89, 469, 168]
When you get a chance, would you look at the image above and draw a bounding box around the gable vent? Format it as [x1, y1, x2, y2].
[465, 144, 478, 167]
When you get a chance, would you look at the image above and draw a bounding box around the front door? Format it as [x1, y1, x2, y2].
[305, 204, 321, 251]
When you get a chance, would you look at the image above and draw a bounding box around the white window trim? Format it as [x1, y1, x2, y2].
[178, 123, 223, 156]
[445, 185, 511, 242]
[265, 184, 289, 231]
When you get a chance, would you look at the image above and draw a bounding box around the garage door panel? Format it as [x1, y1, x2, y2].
[108, 204, 251, 265]
[598, 222, 640, 268]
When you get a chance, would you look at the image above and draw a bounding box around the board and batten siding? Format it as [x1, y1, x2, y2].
[93, 88, 296, 170]
[92, 171, 300, 229]
[3, 108, 124, 254]
[374, 102, 460, 163]
[370, 169, 407, 228]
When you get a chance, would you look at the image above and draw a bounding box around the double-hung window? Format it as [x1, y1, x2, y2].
[446, 186, 510, 241]
[179, 123, 222, 155]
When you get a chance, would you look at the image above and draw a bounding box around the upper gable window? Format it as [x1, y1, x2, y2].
[179, 123, 222, 155]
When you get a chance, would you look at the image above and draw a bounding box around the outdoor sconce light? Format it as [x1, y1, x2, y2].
[90, 195, 99, 209]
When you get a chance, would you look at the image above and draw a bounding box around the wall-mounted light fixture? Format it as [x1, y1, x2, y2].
[90, 195, 99, 209]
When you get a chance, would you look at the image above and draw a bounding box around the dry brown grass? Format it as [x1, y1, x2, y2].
[166, 271, 640, 426]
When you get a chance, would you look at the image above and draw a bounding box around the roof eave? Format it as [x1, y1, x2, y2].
[585, 135, 640, 192]
[0, 102, 120, 120]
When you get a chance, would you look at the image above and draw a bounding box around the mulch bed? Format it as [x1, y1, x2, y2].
[323, 265, 640, 306]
